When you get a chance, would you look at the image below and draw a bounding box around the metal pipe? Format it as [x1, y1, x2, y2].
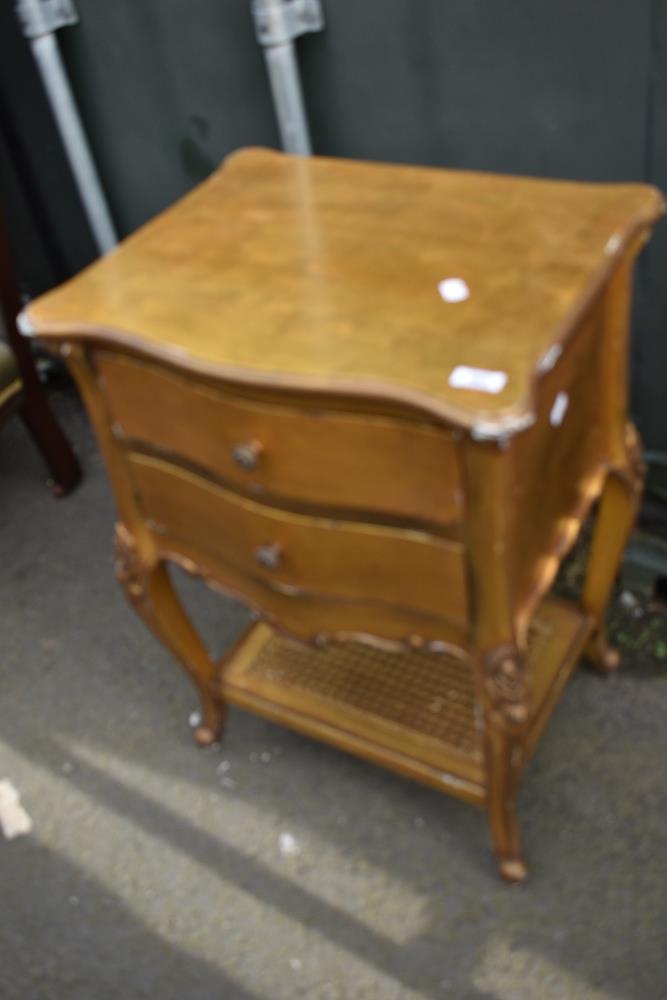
[264, 41, 312, 155]
[251, 0, 324, 157]
[15, 0, 117, 254]
[30, 32, 117, 253]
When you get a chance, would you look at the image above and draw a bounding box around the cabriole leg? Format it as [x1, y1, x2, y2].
[113, 522, 226, 745]
[482, 645, 530, 882]
[485, 726, 527, 883]
[582, 425, 644, 672]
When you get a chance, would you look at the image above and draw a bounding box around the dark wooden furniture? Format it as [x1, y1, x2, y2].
[24, 149, 663, 879]
[0, 204, 80, 495]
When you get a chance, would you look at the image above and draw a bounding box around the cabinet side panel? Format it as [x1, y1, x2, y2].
[509, 295, 610, 623]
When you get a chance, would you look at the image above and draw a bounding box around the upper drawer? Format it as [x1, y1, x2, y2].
[94, 352, 462, 528]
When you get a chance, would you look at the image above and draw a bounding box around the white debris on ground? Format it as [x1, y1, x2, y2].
[188, 710, 201, 728]
[0, 780, 33, 839]
[278, 832, 301, 857]
[214, 759, 237, 789]
[248, 747, 277, 764]
[289, 957, 302, 972]
[619, 590, 644, 618]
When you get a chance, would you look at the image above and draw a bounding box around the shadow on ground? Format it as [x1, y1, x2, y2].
[1, 390, 665, 999]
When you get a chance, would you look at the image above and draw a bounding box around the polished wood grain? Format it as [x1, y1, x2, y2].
[26, 149, 663, 881]
[26, 147, 663, 435]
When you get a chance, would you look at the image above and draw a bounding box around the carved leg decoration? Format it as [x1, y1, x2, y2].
[114, 523, 226, 745]
[483, 645, 530, 883]
[582, 424, 645, 673]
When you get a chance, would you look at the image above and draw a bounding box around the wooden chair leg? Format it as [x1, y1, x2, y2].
[0, 191, 80, 496]
[19, 391, 81, 496]
[582, 426, 644, 672]
[113, 522, 226, 745]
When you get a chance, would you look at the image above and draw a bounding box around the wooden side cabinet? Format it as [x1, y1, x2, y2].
[23, 149, 664, 880]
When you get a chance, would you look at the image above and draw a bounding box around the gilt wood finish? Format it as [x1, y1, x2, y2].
[27, 147, 662, 435]
[25, 149, 663, 881]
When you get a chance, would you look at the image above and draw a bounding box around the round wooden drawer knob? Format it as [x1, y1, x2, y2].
[232, 439, 263, 470]
[255, 542, 283, 570]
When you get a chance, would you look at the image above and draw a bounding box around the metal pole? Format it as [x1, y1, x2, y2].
[251, 0, 324, 156]
[15, 0, 118, 254]
[264, 38, 312, 155]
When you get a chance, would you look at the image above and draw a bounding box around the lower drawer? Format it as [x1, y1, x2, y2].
[128, 453, 469, 636]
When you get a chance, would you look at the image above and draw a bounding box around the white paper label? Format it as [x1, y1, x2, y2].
[438, 278, 470, 303]
[550, 391, 569, 426]
[448, 365, 508, 394]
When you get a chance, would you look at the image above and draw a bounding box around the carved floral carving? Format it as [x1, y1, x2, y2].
[484, 645, 529, 728]
[113, 522, 145, 605]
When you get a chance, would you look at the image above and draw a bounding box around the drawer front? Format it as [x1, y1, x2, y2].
[95, 352, 462, 528]
[128, 453, 469, 631]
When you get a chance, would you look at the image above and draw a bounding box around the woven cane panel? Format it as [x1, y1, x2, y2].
[246, 635, 482, 758]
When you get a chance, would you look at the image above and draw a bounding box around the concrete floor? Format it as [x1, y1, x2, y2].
[1, 390, 666, 1000]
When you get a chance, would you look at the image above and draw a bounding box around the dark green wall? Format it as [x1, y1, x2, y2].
[58, 0, 279, 235]
[55, 1, 667, 447]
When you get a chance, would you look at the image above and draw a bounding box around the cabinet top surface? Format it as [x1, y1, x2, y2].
[27, 147, 663, 433]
